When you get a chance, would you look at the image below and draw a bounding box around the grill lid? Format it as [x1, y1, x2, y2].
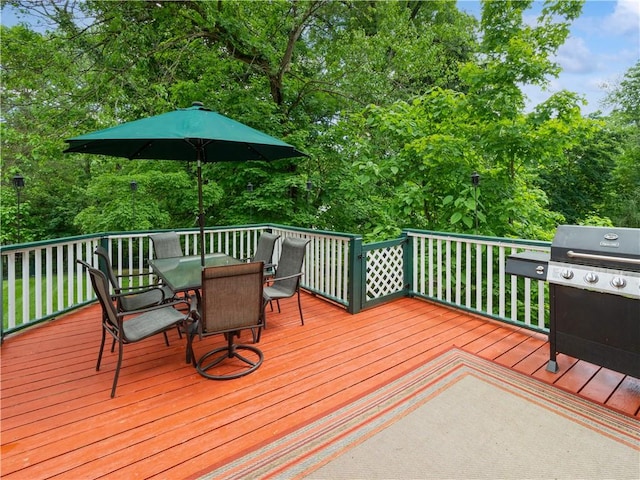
[551, 225, 640, 272]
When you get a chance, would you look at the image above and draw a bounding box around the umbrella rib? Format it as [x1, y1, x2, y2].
[128, 140, 154, 160]
[185, 138, 215, 162]
[244, 143, 269, 161]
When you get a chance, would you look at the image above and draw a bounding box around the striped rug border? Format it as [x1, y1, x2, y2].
[199, 348, 640, 479]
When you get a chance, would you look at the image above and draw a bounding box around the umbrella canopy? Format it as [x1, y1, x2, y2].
[65, 102, 306, 265]
[65, 102, 305, 162]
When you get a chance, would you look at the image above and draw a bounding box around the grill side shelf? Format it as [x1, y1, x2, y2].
[505, 251, 550, 280]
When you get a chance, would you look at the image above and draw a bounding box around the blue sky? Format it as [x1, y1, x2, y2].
[2, 1, 638, 115]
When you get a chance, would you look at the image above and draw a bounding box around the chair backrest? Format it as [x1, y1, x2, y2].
[274, 237, 310, 294]
[251, 232, 280, 264]
[94, 246, 120, 292]
[78, 260, 120, 330]
[200, 262, 264, 334]
[150, 231, 184, 259]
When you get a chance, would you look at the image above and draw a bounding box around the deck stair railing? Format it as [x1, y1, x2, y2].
[1, 225, 550, 339]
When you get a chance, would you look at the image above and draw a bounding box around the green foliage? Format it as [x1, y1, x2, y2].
[537, 123, 615, 224]
[0, 184, 32, 244]
[2, 0, 634, 247]
[341, 81, 582, 239]
[600, 61, 640, 227]
[1, 23, 92, 240]
[73, 166, 223, 232]
[605, 61, 640, 127]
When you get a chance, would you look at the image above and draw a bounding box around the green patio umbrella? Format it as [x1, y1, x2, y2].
[64, 102, 306, 265]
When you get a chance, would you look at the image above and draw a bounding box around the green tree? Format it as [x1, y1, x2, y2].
[330, 0, 589, 241]
[1, 24, 92, 240]
[538, 125, 616, 225]
[601, 61, 640, 227]
[2, 0, 478, 241]
[7, 0, 617, 243]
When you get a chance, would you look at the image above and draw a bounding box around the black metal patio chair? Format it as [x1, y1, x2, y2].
[187, 262, 265, 380]
[94, 246, 181, 346]
[78, 260, 191, 398]
[263, 237, 310, 325]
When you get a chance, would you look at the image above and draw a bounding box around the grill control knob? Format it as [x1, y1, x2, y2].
[560, 269, 574, 280]
[610, 277, 626, 289]
[584, 272, 599, 284]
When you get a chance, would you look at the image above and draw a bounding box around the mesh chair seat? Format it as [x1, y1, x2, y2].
[122, 307, 187, 342]
[119, 288, 170, 311]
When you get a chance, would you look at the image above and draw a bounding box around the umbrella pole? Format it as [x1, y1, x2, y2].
[197, 158, 205, 268]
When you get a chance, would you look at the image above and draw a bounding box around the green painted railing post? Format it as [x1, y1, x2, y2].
[0, 253, 4, 343]
[347, 236, 364, 314]
[401, 231, 413, 296]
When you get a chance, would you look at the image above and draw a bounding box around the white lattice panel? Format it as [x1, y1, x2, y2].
[366, 245, 404, 300]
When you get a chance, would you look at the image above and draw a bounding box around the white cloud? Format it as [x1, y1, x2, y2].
[603, 0, 640, 36]
[555, 36, 597, 74]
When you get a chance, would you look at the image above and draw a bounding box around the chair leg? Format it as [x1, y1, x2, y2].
[276, 299, 281, 313]
[251, 324, 263, 343]
[186, 331, 197, 366]
[185, 313, 200, 365]
[297, 289, 304, 325]
[97, 327, 107, 371]
[163, 331, 170, 346]
[111, 340, 124, 398]
[261, 298, 269, 331]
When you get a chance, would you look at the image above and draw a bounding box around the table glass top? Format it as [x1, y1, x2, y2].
[149, 253, 242, 291]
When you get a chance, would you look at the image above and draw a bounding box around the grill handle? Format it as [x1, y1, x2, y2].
[567, 250, 640, 266]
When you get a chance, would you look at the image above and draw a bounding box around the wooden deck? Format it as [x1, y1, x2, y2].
[2, 294, 639, 479]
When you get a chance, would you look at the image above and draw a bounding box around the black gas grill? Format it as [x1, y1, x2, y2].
[507, 225, 640, 378]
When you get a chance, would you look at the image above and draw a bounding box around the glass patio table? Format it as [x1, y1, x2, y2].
[149, 253, 243, 293]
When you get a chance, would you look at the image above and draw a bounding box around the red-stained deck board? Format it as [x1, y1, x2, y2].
[554, 359, 603, 392]
[493, 334, 547, 369]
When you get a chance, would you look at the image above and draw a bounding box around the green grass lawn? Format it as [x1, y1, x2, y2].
[2, 270, 152, 331]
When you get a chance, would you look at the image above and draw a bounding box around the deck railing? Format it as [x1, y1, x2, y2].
[403, 230, 550, 331]
[1, 225, 550, 339]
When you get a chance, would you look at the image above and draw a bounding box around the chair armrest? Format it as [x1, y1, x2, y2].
[112, 285, 168, 303]
[117, 296, 192, 319]
[244, 259, 275, 270]
[115, 272, 156, 281]
[115, 283, 164, 294]
[266, 272, 303, 284]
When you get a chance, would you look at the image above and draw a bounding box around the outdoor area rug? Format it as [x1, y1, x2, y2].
[201, 348, 640, 479]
